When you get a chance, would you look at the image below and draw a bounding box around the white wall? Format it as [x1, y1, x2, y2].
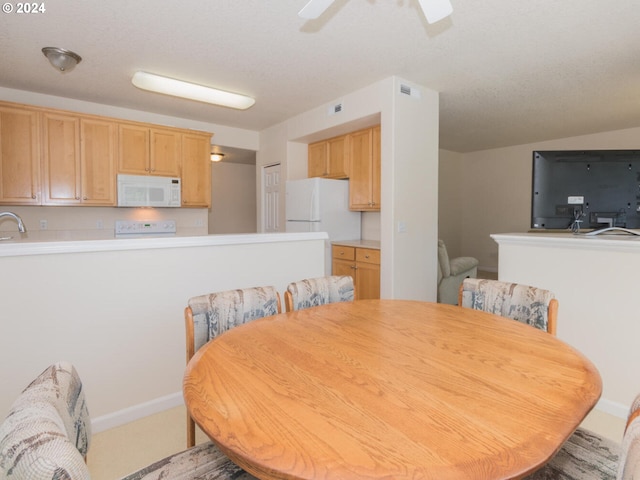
[438, 125, 640, 268]
[0, 235, 326, 430]
[258, 76, 440, 301]
[209, 163, 257, 234]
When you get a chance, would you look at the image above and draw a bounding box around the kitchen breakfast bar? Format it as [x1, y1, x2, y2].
[0, 232, 327, 430]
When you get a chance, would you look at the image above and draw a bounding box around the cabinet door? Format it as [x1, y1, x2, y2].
[332, 258, 355, 279]
[356, 261, 380, 300]
[42, 113, 81, 205]
[371, 125, 381, 208]
[118, 124, 150, 174]
[81, 119, 116, 205]
[326, 135, 349, 178]
[151, 128, 181, 177]
[348, 128, 373, 210]
[181, 133, 211, 207]
[308, 141, 327, 178]
[0, 106, 40, 205]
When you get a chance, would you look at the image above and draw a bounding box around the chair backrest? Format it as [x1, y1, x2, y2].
[617, 393, 640, 479]
[284, 276, 354, 312]
[185, 286, 281, 363]
[0, 361, 91, 480]
[458, 278, 558, 335]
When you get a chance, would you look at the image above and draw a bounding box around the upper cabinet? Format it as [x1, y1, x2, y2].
[308, 135, 349, 179]
[118, 124, 181, 177]
[42, 113, 117, 205]
[0, 105, 40, 205]
[349, 125, 381, 211]
[181, 133, 212, 208]
[0, 100, 212, 208]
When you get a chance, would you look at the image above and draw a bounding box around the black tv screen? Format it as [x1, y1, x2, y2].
[531, 150, 640, 230]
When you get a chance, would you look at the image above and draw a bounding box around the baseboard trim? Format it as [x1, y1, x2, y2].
[91, 391, 184, 434]
[477, 265, 498, 273]
[595, 397, 628, 420]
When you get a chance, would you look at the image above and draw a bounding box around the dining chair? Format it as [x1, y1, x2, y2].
[0, 361, 257, 480]
[184, 286, 281, 447]
[284, 275, 354, 312]
[458, 278, 558, 335]
[524, 392, 640, 479]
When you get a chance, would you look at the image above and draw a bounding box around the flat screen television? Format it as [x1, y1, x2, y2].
[531, 150, 640, 231]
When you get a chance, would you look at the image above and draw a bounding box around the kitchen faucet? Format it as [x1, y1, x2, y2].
[0, 212, 27, 233]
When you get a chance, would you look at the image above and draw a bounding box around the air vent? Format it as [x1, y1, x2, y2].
[399, 84, 421, 99]
[328, 102, 343, 116]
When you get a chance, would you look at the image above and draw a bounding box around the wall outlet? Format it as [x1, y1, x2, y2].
[39, 220, 47, 230]
[195, 219, 204, 227]
[96, 220, 103, 229]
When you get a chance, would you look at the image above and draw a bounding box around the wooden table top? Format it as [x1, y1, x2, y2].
[183, 300, 602, 480]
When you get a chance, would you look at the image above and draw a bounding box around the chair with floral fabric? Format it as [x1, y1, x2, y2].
[524, 391, 640, 479]
[458, 278, 558, 335]
[284, 275, 354, 312]
[184, 286, 281, 447]
[0, 361, 257, 480]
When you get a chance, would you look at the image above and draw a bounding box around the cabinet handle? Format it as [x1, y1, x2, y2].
[32, 194, 36, 199]
[365, 255, 370, 259]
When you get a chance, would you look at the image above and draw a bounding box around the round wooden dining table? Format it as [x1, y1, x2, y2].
[183, 300, 602, 480]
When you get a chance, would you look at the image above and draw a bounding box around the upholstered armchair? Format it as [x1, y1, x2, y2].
[437, 239, 479, 305]
[0, 361, 257, 480]
[284, 275, 354, 312]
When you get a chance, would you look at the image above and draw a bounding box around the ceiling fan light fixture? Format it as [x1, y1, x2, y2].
[42, 47, 82, 73]
[132, 71, 255, 110]
[210, 153, 225, 162]
[417, 0, 453, 24]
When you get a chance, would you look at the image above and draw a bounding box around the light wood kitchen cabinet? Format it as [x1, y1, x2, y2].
[118, 124, 181, 177]
[349, 125, 381, 211]
[42, 114, 116, 205]
[79, 118, 117, 205]
[0, 106, 40, 205]
[308, 135, 349, 179]
[181, 133, 212, 207]
[332, 244, 380, 300]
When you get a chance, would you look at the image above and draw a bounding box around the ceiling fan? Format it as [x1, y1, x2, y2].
[298, 0, 453, 24]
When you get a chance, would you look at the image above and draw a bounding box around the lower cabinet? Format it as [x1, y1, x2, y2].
[332, 244, 380, 300]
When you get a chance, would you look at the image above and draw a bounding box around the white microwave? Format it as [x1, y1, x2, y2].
[117, 174, 181, 207]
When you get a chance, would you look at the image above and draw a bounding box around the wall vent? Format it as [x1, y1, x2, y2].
[400, 84, 421, 99]
[328, 102, 343, 115]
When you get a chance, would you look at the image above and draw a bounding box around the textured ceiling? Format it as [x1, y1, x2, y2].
[1, 1, 639, 153]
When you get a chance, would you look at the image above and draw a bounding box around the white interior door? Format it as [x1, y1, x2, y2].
[263, 163, 281, 233]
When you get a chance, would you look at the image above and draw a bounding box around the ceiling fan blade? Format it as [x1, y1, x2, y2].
[417, 0, 453, 24]
[298, 0, 335, 19]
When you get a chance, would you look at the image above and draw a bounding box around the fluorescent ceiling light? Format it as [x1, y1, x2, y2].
[131, 71, 255, 110]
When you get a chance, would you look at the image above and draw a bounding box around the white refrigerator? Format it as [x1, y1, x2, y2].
[286, 178, 361, 275]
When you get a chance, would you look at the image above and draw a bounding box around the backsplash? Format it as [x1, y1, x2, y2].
[0, 206, 208, 239]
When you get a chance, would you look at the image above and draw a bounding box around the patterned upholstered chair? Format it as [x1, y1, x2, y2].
[458, 278, 558, 335]
[284, 275, 354, 312]
[184, 286, 281, 447]
[0, 361, 257, 480]
[525, 392, 640, 479]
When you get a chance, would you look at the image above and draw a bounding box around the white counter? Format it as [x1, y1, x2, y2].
[492, 231, 640, 422]
[0, 232, 327, 431]
[0, 232, 327, 257]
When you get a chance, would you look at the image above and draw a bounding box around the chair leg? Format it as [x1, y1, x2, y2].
[187, 413, 196, 448]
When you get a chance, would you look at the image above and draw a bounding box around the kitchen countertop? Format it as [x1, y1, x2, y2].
[331, 239, 381, 250]
[0, 232, 328, 258]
